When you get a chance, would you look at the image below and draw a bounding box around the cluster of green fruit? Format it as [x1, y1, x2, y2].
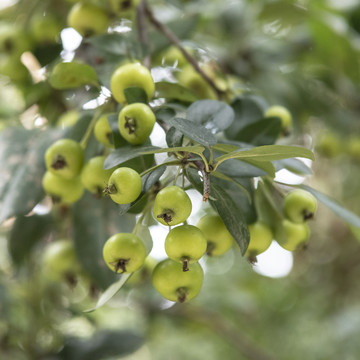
[247, 189, 317, 258]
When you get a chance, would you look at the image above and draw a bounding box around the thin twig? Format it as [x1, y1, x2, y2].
[167, 305, 276, 360]
[136, 0, 151, 68]
[144, 1, 226, 99]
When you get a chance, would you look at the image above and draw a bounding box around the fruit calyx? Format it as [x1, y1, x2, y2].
[111, 258, 130, 273]
[157, 209, 174, 224]
[206, 241, 216, 256]
[124, 116, 136, 134]
[176, 287, 188, 303]
[103, 183, 117, 195]
[51, 155, 67, 170]
[303, 209, 314, 221]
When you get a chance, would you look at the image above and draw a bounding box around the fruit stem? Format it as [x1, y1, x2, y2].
[144, 2, 226, 99]
[182, 258, 190, 272]
[80, 109, 102, 149]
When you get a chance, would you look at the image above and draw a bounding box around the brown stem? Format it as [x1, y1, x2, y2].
[167, 305, 275, 360]
[182, 258, 190, 272]
[137, 0, 151, 68]
[144, 1, 225, 99]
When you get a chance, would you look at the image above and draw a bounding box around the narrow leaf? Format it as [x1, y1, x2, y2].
[124, 87, 148, 104]
[300, 185, 360, 228]
[167, 117, 217, 147]
[84, 274, 131, 313]
[104, 144, 204, 169]
[215, 145, 314, 164]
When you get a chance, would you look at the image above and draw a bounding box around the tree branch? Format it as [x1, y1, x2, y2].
[144, 1, 226, 99]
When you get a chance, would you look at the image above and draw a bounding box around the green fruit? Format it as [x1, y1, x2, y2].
[42, 171, 84, 204]
[103, 233, 146, 273]
[118, 103, 156, 145]
[165, 225, 207, 271]
[110, 62, 155, 104]
[45, 139, 84, 179]
[196, 215, 234, 256]
[283, 189, 317, 223]
[153, 186, 192, 226]
[0, 24, 31, 57]
[30, 15, 61, 44]
[0, 56, 30, 82]
[278, 219, 310, 251]
[67, 3, 109, 37]
[316, 132, 342, 158]
[152, 258, 204, 303]
[265, 105, 292, 135]
[80, 156, 113, 195]
[105, 167, 142, 204]
[94, 114, 114, 148]
[347, 137, 360, 161]
[245, 221, 273, 258]
[177, 64, 216, 100]
[43, 239, 80, 280]
[57, 110, 79, 128]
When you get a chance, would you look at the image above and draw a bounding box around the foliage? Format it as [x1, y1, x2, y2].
[1, 0, 360, 359]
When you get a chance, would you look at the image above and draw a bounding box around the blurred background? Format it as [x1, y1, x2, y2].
[1, 0, 360, 359]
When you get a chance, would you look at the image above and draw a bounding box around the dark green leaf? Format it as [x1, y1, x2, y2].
[186, 168, 250, 253]
[226, 96, 265, 139]
[0, 128, 61, 224]
[235, 117, 282, 146]
[155, 107, 176, 123]
[8, 214, 53, 265]
[166, 126, 184, 148]
[104, 144, 204, 169]
[58, 330, 143, 360]
[216, 158, 267, 178]
[49, 62, 99, 90]
[167, 117, 217, 147]
[124, 86, 148, 104]
[186, 100, 235, 133]
[156, 81, 198, 102]
[72, 193, 136, 288]
[300, 185, 360, 229]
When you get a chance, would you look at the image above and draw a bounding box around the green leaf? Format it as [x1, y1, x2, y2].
[58, 330, 143, 359]
[84, 275, 131, 313]
[134, 224, 153, 256]
[215, 145, 314, 165]
[104, 144, 205, 169]
[0, 128, 61, 224]
[235, 117, 282, 146]
[72, 193, 136, 289]
[254, 181, 286, 244]
[86, 33, 127, 55]
[186, 168, 250, 254]
[124, 86, 148, 104]
[186, 100, 235, 133]
[166, 126, 184, 148]
[216, 158, 268, 178]
[167, 117, 217, 147]
[211, 172, 251, 203]
[8, 214, 53, 265]
[156, 81, 198, 102]
[49, 62, 99, 90]
[274, 158, 312, 175]
[300, 185, 360, 229]
[210, 185, 250, 254]
[225, 96, 265, 139]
